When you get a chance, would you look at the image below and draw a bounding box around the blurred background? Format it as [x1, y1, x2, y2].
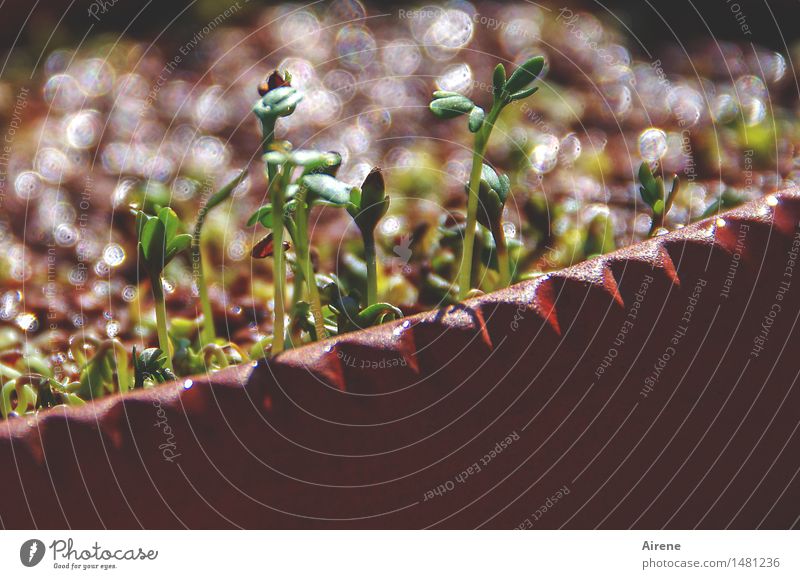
[0, 0, 798, 362]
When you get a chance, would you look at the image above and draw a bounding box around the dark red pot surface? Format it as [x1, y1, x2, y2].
[3, 190, 800, 529]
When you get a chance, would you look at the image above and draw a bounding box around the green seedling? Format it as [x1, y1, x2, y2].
[250, 147, 342, 353]
[638, 162, 680, 237]
[132, 346, 175, 389]
[136, 206, 192, 371]
[472, 163, 512, 285]
[71, 337, 131, 398]
[430, 56, 545, 298]
[347, 167, 390, 306]
[192, 170, 247, 346]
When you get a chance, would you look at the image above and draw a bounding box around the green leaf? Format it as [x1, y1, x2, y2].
[137, 214, 157, 261]
[263, 150, 290, 166]
[432, 90, 462, 98]
[206, 170, 246, 212]
[505, 56, 545, 94]
[349, 167, 389, 234]
[253, 86, 304, 120]
[480, 164, 510, 200]
[468, 106, 485, 133]
[652, 199, 665, 216]
[509, 86, 538, 102]
[166, 234, 192, 261]
[290, 150, 341, 169]
[356, 302, 404, 328]
[637, 162, 665, 209]
[248, 204, 273, 227]
[142, 217, 166, 274]
[492, 63, 506, 97]
[248, 199, 297, 229]
[301, 174, 355, 207]
[429, 95, 475, 119]
[158, 206, 180, 244]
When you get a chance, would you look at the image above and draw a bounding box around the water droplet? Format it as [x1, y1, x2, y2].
[106, 320, 121, 338]
[323, 69, 357, 103]
[74, 58, 115, 97]
[425, 9, 473, 60]
[741, 97, 766, 126]
[43, 74, 82, 111]
[382, 39, 421, 76]
[172, 176, 199, 201]
[503, 222, 517, 239]
[0, 290, 22, 321]
[95, 260, 111, 276]
[35, 148, 71, 183]
[735, 75, 766, 101]
[191, 137, 229, 171]
[436, 63, 473, 94]
[711, 94, 738, 123]
[68, 265, 88, 286]
[183, 379, 193, 390]
[559, 134, 582, 165]
[72, 313, 85, 327]
[357, 109, 391, 135]
[102, 243, 126, 267]
[766, 195, 779, 207]
[381, 216, 401, 236]
[16, 313, 39, 332]
[336, 25, 376, 70]
[122, 285, 137, 302]
[280, 11, 321, 47]
[529, 134, 559, 174]
[638, 128, 668, 162]
[14, 171, 43, 200]
[326, 0, 366, 22]
[66, 110, 101, 149]
[54, 223, 79, 247]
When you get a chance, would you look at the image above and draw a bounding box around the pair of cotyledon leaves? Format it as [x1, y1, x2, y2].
[248, 149, 388, 239]
[429, 56, 545, 132]
[638, 162, 680, 218]
[137, 207, 192, 279]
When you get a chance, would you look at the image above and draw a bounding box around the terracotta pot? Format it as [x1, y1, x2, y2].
[2, 190, 800, 529]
